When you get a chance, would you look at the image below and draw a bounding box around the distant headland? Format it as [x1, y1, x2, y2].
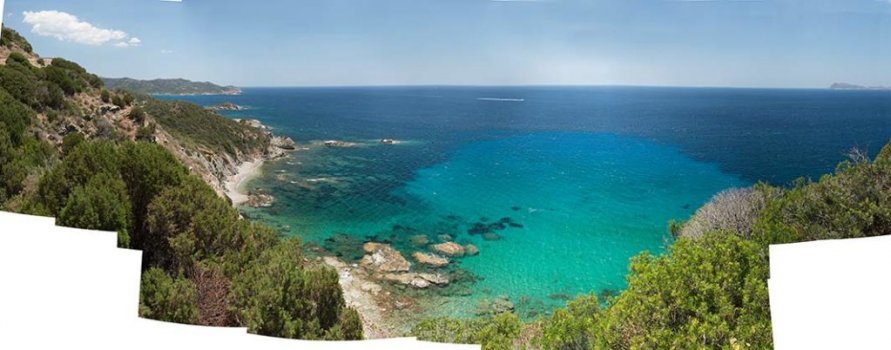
[102, 77, 241, 95]
[829, 82, 891, 91]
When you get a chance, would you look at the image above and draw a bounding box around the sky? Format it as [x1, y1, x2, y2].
[1, 0, 890, 88]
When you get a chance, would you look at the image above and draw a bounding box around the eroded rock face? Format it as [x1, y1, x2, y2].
[412, 252, 449, 267]
[360, 243, 411, 272]
[381, 272, 449, 289]
[432, 242, 465, 257]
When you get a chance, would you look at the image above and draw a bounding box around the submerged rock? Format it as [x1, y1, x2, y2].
[464, 244, 479, 256]
[359, 242, 411, 272]
[409, 234, 430, 247]
[476, 296, 515, 316]
[482, 232, 502, 241]
[412, 252, 449, 267]
[432, 242, 465, 257]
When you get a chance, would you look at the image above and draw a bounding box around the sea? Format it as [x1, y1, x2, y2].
[166, 86, 891, 321]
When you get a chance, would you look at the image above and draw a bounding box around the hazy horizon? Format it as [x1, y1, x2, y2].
[3, 0, 890, 88]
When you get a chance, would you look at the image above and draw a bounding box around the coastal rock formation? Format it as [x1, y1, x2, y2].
[465, 244, 479, 256]
[322, 140, 358, 148]
[432, 242, 465, 257]
[207, 102, 243, 111]
[246, 193, 275, 208]
[359, 243, 411, 272]
[412, 252, 449, 267]
[381, 272, 449, 289]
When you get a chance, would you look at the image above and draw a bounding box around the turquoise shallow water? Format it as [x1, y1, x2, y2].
[166, 86, 890, 320]
[391, 133, 746, 317]
[242, 132, 746, 319]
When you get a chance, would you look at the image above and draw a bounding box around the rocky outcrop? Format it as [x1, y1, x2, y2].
[207, 102, 243, 111]
[359, 243, 411, 272]
[381, 272, 449, 289]
[412, 252, 449, 267]
[246, 193, 275, 208]
[432, 242, 465, 257]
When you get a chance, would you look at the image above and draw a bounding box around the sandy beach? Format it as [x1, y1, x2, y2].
[224, 159, 264, 206]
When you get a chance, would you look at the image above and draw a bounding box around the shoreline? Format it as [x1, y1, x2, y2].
[224, 158, 265, 206]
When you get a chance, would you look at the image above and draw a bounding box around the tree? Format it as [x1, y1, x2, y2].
[117, 142, 188, 250]
[139, 267, 199, 324]
[37, 141, 121, 214]
[228, 238, 360, 340]
[58, 172, 133, 247]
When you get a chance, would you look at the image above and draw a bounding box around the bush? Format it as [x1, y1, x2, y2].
[599, 232, 771, 349]
[753, 153, 891, 244]
[412, 312, 522, 350]
[679, 186, 777, 239]
[58, 172, 132, 247]
[536, 294, 603, 350]
[229, 238, 361, 340]
[1, 27, 33, 53]
[139, 267, 199, 324]
[129, 106, 146, 124]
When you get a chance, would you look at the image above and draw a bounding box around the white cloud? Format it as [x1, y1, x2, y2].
[160, 49, 174, 54]
[114, 37, 142, 48]
[22, 10, 140, 48]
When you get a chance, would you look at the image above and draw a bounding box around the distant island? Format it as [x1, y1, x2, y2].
[829, 82, 891, 90]
[102, 77, 241, 95]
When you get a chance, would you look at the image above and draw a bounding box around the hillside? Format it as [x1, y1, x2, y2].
[102, 77, 241, 95]
[0, 27, 361, 340]
[0, 27, 290, 198]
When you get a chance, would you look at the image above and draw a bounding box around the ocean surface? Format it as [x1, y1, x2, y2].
[166, 86, 891, 320]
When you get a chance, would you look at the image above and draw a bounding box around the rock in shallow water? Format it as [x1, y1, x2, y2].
[412, 252, 449, 267]
[464, 244, 479, 256]
[381, 272, 449, 289]
[359, 242, 411, 272]
[432, 242, 465, 257]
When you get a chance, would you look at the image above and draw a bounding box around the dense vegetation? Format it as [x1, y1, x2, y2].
[102, 77, 241, 95]
[0, 28, 361, 340]
[413, 145, 891, 349]
[143, 99, 269, 156]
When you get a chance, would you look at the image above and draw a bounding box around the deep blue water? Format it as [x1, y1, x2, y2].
[166, 86, 891, 319]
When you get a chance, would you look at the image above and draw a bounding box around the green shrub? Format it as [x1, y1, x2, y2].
[1, 27, 33, 53]
[536, 294, 603, 350]
[229, 238, 361, 340]
[58, 172, 132, 247]
[413, 312, 522, 350]
[139, 267, 199, 324]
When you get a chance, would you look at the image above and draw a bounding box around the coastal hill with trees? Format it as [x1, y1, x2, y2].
[102, 77, 241, 96]
[0, 27, 361, 340]
[3, 26, 891, 349]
